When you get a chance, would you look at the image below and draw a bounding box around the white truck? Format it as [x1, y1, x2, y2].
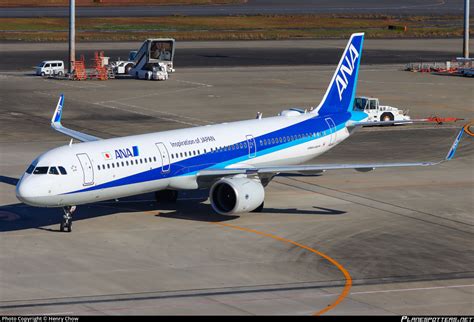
[109, 51, 137, 75]
[353, 96, 410, 124]
[135, 63, 169, 81]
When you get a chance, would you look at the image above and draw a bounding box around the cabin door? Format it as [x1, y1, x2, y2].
[76, 153, 94, 186]
[155, 142, 171, 173]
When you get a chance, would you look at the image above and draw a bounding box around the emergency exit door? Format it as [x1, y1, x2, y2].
[246, 135, 257, 158]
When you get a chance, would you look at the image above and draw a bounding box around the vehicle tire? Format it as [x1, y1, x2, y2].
[41, 72, 45, 77]
[251, 201, 264, 213]
[67, 221, 72, 232]
[380, 113, 394, 122]
[60, 222, 65, 232]
[155, 190, 178, 203]
[58, 71, 64, 77]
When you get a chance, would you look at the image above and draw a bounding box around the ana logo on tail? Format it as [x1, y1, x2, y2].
[335, 44, 360, 101]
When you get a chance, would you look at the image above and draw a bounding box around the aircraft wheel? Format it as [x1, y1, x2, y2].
[60, 221, 65, 232]
[155, 190, 178, 203]
[67, 221, 72, 233]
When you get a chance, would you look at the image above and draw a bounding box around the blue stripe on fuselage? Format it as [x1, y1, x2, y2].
[64, 112, 351, 194]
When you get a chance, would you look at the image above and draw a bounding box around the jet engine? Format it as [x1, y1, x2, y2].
[210, 176, 265, 215]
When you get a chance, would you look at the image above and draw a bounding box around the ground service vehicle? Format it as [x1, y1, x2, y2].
[35, 60, 65, 77]
[353, 96, 411, 123]
[130, 38, 175, 80]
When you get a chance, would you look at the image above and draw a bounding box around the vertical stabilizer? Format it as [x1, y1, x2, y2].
[312, 33, 364, 116]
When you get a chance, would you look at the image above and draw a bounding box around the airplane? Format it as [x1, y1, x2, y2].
[15, 33, 471, 232]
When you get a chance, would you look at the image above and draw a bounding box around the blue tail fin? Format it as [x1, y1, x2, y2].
[313, 33, 364, 116]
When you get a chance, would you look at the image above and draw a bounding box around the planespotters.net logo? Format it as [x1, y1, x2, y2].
[402, 317, 474, 322]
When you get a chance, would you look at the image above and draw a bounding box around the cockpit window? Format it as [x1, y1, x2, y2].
[26, 164, 36, 174]
[58, 166, 67, 175]
[49, 167, 59, 175]
[33, 167, 48, 174]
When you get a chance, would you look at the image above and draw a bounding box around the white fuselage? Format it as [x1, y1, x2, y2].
[16, 111, 351, 207]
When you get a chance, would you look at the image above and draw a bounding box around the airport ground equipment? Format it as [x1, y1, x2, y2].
[36, 60, 65, 77]
[71, 55, 86, 80]
[129, 38, 175, 80]
[89, 51, 109, 80]
[110, 51, 137, 75]
[353, 96, 410, 123]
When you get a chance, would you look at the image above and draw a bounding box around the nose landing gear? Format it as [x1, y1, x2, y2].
[61, 206, 76, 232]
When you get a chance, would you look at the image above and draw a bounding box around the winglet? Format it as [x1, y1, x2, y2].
[49, 94, 101, 142]
[51, 94, 65, 126]
[445, 122, 473, 161]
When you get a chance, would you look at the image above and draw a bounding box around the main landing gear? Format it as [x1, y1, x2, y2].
[61, 205, 76, 232]
[155, 190, 178, 203]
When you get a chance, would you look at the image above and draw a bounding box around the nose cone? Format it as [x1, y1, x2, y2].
[16, 176, 47, 206]
[16, 178, 33, 205]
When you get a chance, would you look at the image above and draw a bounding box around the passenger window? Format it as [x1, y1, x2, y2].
[126, 161, 129, 166]
[144, 158, 147, 163]
[140, 159, 143, 164]
[107, 164, 110, 169]
[33, 167, 48, 174]
[153, 156, 157, 162]
[204, 149, 207, 153]
[58, 166, 67, 174]
[52, 63, 57, 67]
[112, 163, 115, 168]
[97, 165, 100, 170]
[149, 157, 152, 162]
[49, 167, 59, 175]
[45, 64, 51, 68]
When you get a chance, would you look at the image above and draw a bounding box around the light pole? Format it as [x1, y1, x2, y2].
[69, 0, 75, 74]
[463, 0, 470, 58]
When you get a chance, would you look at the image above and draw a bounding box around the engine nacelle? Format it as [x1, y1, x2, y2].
[210, 177, 265, 215]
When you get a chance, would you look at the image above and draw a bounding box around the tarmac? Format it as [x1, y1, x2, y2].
[0, 39, 467, 71]
[0, 39, 473, 315]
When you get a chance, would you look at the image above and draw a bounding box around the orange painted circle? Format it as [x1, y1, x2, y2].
[463, 122, 474, 137]
[213, 222, 352, 315]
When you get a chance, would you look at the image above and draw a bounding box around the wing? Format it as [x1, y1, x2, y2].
[198, 124, 470, 179]
[51, 94, 101, 142]
[347, 116, 464, 127]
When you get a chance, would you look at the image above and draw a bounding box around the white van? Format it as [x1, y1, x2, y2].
[36, 60, 65, 76]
